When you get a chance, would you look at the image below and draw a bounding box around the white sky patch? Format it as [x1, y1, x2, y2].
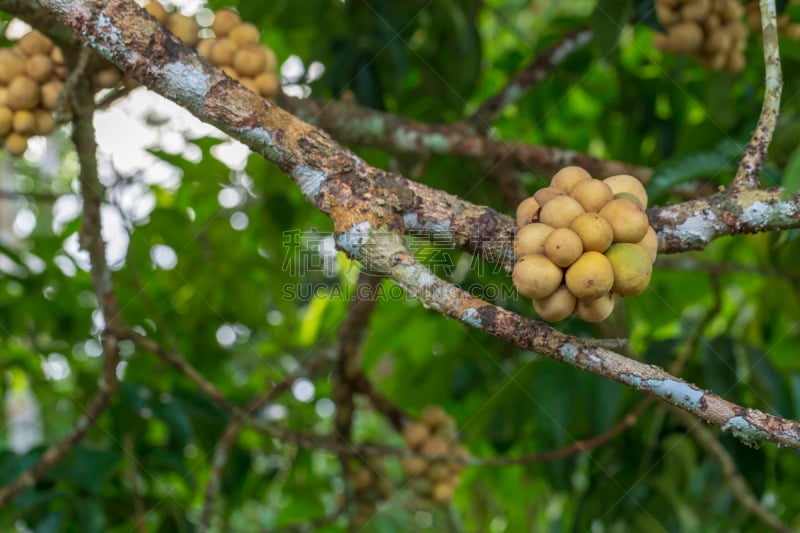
[218, 187, 244, 208]
[12, 210, 36, 239]
[42, 353, 71, 381]
[291, 378, 315, 403]
[150, 244, 178, 270]
[52, 195, 82, 235]
[216, 324, 236, 347]
[211, 141, 249, 171]
[230, 211, 249, 231]
[315, 398, 335, 418]
[281, 55, 305, 82]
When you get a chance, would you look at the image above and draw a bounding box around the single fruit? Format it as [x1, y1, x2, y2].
[544, 227, 583, 267]
[402, 457, 428, 476]
[402, 421, 429, 450]
[7, 76, 40, 110]
[613, 192, 643, 209]
[0, 105, 12, 135]
[570, 213, 614, 253]
[144, 1, 169, 23]
[576, 293, 615, 323]
[24, 54, 53, 83]
[40, 80, 63, 111]
[681, 0, 710, 21]
[211, 9, 241, 37]
[421, 405, 450, 429]
[208, 38, 238, 66]
[533, 285, 576, 322]
[570, 179, 614, 212]
[4, 132, 27, 156]
[229, 22, 260, 46]
[168, 13, 200, 46]
[262, 46, 278, 72]
[0, 49, 25, 84]
[514, 222, 553, 257]
[221, 65, 239, 80]
[726, 52, 746, 74]
[431, 482, 455, 504]
[637, 226, 658, 263]
[598, 198, 649, 243]
[12, 110, 35, 135]
[539, 195, 586, 228]
[666, 22, 704, 53]
[50, 46, 64, 65]
[605, 243, 653, 296]
[427, 463, 451, 483]
[351, 467, 374, 490]
[516, 196, 540, 226]
[533, 186, 565, 206]
[550, 166, 592, 192]
[233, 44, 267, 77]
[238, 77, 259, 94]
[17, 30, 52, 57]
[421, 436, 449, 457]
[254, 72, 279, 98]
[603, 174, 648, 207]
[565, 251, 614, 300]
[33, 109, 54, 135]
[93, 67, 122, 89]
[196, 38, 214, 59]
[656, 3, 680, 25]
[512, 254, 563, 299]
[704, 30, 732, 53]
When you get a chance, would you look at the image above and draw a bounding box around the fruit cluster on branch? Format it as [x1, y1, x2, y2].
[513, 167, 656, 323]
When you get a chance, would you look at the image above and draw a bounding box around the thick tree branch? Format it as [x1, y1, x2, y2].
[467, 27, 593, 132]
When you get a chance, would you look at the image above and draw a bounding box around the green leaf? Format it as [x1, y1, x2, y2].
[591, 0, 633, 60]
[648, 139, 742, 200]
[782, 143, 800, 196]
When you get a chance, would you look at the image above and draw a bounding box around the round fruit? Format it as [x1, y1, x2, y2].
[431, 482, 454, 504]
[603, 175, 648, 207]
[0, 106, 12, 135]
[0, 49, 26, 84]
[93, 67, 122, 89]
[613, 192, 643, 209]
[208, 38, 238, 66]
[262, 47, 278, 72]
[0, 88, 7, 106]
[539, 195, 586, 228]
[605, 243, 653, 296]
[12, 110, 35, 135]
[144, 1, 168, 23]
[681, 0, 710, 21]
[421, 405, 450, 429]
[550, 166, 592, 192]
[576, 293, 615, 323]
[704, 30, 732, 53]
[427, 463, 451, 483]
[570, 179, 614, 212]
[40, 81, 63, 111]
[516, 196, 540, 226]
[637, 226, 658, 263]
[221, 65, 239, 80]
[570, 213, 613, 253]
[514, 222, 553, 257]
[598, 198, 649, 243]
[168, 13, 200, 46]
[233, 44, 267, 77]
[402, 457, 428, 476]
[533, 285, 576, 322]
[196, 38, 214, 59]
[17, 30, 52, 57]
[33, 109, 55, 135]
[544, 228, 583, 267]
[667, 22, 704, 53]
[565, 251, 614, 300]
[4, 132, 27, 156]
[512, 254, 563, 300]
[726, 52, 746, 74]
[254, 72, 279, 98]
[533, 186, 565, 206]
[22, 53, 52, 83]
[421, 436, 449, 457]
[211, 9, 241, 37]
[352, 467, 374, 490]
[229, 22, 260, 46]
[239, 77, 260, 94]
[7, 76, 40, 110]
[402, 421, 429, 450]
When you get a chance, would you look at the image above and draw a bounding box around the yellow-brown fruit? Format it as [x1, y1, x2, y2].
[239, 77, 259, 94]
[402, 457, 428, 477]
[666, 22, 704, 53]
[512, 254, 563, 300]
[544, 228, 583, 267]
[704, 30, 732, 54]
[516, 196, 540, 226]
[351, 467, 374, 491]
[12, 110, 35, 135]
[196, 39, 214, 59]
[576, 293, 615, 323]
[211, 9, 241, 38]
[33, 109, 54, 135]
[570, 213, 613, 253]
[0, 105, 12, 135]
[421, 405, 450, 429]
[427, 463, 451, 483]
[40, 81, 63, 111]
[421, 436, 449, 457]
[637, 226, 658, 263]
[50, 46, 63, 65]
[254, 72, 280, 98]
[4, 132, 27, 156]
[681, 0, 710, 21]
[144, 1, 169, 24]
[539, 195, 586, 228]
[514, 222, 553, 257]
[703, 51, 727, 71]
[603, 174, 648, 207]
[221, 65, 239, 80]
[23, 54, 52, 83]
[706, 13, 721, 31]
[168, 13, 201, 47]
[93, 67, 122, 89]
[431, 482, 455, 504]
[402, 421, 429, 450]
[17, 31, 52, 57]
[569, 179, 614, 212]
[550, 166, 592, 192]
[785, 24, 800, 41]
[726, 52, 746, 74]
[0, 49, 26, 84]
[656, 3, 680, 25]
[598, 198, 649, 243]
[605, 243, 653, 296]
[208, 38, 238, 67]
[233, 44, 267, 77]
[7, 76, 40, 111]
[613, 192, 643, 209]
[565, 251, 614, 300]
[263, 46, 278, 72]
[0, 88, 6, 106]
[533, 285, 576, 322]
[229, 23, 260, 46]
[533, 186, 565, 206]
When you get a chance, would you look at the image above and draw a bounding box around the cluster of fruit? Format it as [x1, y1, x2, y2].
[745, 1, 800, 40]
[653, 0, 747, 73]
[348, 458, 394, 528]
[401, 405, 469, 506]
[513, 167, 657, 323]
[0, 30, 65, 155]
